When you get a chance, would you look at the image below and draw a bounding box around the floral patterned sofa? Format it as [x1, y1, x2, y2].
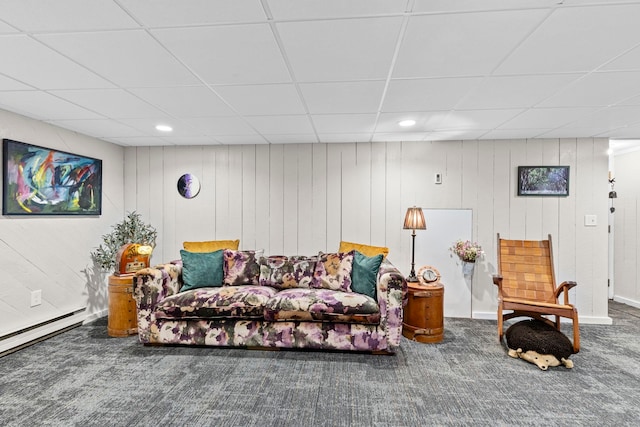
[133, 247, 407, 353]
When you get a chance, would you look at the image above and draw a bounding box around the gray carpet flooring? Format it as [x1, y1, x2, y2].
[1, 301, 639, 427]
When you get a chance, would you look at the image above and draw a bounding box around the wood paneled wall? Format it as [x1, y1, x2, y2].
[126, 138, 611, 323]
[0, 109, 125, 343]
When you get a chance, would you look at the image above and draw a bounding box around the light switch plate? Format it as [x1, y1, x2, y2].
[584, 214, 597, 226]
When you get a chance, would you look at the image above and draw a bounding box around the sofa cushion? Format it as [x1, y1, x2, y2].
[183, 239, 240, 252]
[155, 285, 277, 320]
[339, 240, 389, 258]
[179, 249, 224, 292]
[223, 249, 263, 286]
[351, 251, 383, 299]
[259, 255, 317, 289]
[264, 288, 380, 324]
[311, 251, 354, 292]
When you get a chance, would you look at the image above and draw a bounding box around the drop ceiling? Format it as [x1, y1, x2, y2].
[2, 0, 640, 146]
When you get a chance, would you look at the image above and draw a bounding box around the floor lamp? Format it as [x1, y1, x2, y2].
[403, 207, 426, 282]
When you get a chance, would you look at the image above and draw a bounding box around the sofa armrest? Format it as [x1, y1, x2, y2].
[376, 259, 408, 350]
[133, 262, 183, 343]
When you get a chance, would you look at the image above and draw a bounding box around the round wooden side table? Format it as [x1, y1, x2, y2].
[107, 275, 138, 337]
[402, 281, 444, 343]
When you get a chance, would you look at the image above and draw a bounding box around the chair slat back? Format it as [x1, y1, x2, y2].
[497, 236, 556, 303]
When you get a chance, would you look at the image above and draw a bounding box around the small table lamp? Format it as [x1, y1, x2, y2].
[403, 207, 426, 282]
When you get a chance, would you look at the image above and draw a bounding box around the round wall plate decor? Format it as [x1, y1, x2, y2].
[177, 173, 201, 199]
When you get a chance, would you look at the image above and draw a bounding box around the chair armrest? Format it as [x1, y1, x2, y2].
[555, 280, 577, 305]
[492, 274, 503, 286]
[133, 262, 183, 343]
[376, 259, 408, 351]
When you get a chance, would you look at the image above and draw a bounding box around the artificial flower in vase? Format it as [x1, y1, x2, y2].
[450, 240, 483, 275]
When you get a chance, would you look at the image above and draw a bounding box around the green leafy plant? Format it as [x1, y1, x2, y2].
[91, 211, 157, 271]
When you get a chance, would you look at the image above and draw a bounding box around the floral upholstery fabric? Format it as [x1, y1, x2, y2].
[223, 249, 263, 286]
[258, 255, 317, 289]
[310, 251, 354, 292]
[134, 255, 406, 353]
[264, 288, 380, 324]
[155, 285, 277, 320]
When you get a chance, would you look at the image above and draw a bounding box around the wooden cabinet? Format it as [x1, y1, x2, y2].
[402, 282, 444, 343]
[107, 275, 138, 337]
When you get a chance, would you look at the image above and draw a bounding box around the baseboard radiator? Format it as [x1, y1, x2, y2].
[0, 308, 86, 357]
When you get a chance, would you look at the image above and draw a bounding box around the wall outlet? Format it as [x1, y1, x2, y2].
[30, 290, 42, 307]
[584, 214, 598, 226]
[435, 173, 442, 184]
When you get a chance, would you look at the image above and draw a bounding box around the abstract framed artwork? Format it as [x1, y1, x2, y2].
[3, 139, 102, 215]
[517, 166, 569, 197]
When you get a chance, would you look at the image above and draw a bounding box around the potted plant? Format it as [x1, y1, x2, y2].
[91, 211, 157, 271]
[450, 240, 483, 275]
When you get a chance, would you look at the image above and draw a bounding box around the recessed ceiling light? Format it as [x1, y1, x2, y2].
[398, 119, 416, 127]
[155, 124, 173, 132]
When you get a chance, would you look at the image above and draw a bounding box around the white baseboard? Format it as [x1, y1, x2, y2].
[83, 308, 108, 324]
[613, 296, 640, 309]
[472, 311, 612, 325]
[0, 309, 88, 355]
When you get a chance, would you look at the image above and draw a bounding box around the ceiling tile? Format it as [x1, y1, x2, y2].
[372, 132, 426, 141]
[268, 0, 407, 20]
[183, 117, 259, 136]
[564, 106, 640, 129]
[317, 133, 373, 143]
[48, 119, 146, 138]
[215, 84, 305, 115]
[214, 135, 268, 144]
[245, 115, 314, 134]
[50, 89, 167, 119]
[457, 74, 583, 109]
[300, 81, 385, 114]
[538, 71, 640, 107]
[496, 4, 640, 74]
[538, 127, 613, 138]
[0, 21, 19, 33]
[130, 86, 236, 117]
[394, 10, 548, 78]
[376, 112, 448, 132]
[265, 134, 318, 144]
[277, 17, 403, 82]
[312, 114, 377, 133]
[601, 44, 640, 71]
[0, 35, 113, 89]
[606, 123, 640, 139]
[423, 129, 489, 141]
[0, 75, 32, 90]
[118, 118, 202, 137]
[0, 0, 137, 32]
[498, 107, 599, 129]
[163, 136, 222, 146]
[411, 0, 560, 13]
[153, 24, 290, 85]
[105, 136, 167, 147]
[119, 0, 267, 27]
[383, 77, 483, 112]
[437, 109, 524, 130]
[479, 129, 551, 140]
[0, 91, 102, 120]
[36, 30, 199, 87]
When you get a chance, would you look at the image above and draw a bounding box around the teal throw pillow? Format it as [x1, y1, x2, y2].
[351, 251, 383, 299]
[180, 249, 224, 292]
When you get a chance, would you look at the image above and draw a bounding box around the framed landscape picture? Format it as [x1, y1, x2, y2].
[3, 139, 102, 215]
[517, 166, 569, 197]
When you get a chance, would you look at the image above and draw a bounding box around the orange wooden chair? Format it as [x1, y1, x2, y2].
[493, 233, 580, 353]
